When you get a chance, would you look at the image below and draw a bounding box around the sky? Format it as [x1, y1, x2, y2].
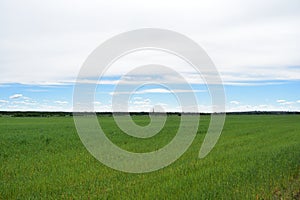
[0, 0, 300, 112]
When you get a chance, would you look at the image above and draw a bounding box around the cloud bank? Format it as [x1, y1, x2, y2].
[0, 0, 299, 85]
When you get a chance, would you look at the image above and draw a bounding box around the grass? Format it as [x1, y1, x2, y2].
[0, 114, 299, 199]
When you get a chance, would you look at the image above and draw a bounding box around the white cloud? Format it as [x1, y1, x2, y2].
[110, 87, 206, 95]
[137, 88, 206, 94]
[25, 89, 48, 92]
[281, 101, 294, 105]
[12, 100, 36, 106]
[138, 88, 169, 94]
[54, 101, 68, 105]
[276, 99, 294, 105]
[9, 94, 23, 99]
[230, 101, 240, 105]
[94, 104, 112, 112]
[93, 101, 101, 105]
[1, 104, 72, 112]
[297, 100, 300, 103]
[0, 0, 299, 84]
[0, 100, 9, 103]
[93, 101, 112, 112]
[133, 98, 151, 105]
[227, 104, 300, 112]
[276, 99, 286, 103]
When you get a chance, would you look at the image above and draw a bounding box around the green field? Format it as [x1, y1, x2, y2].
[0, 115, 299, 199]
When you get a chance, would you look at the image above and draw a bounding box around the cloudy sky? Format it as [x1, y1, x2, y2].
[0, 0, 300, 112]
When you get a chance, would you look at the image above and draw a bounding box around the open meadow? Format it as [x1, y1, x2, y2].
[0, 114, 299, 199]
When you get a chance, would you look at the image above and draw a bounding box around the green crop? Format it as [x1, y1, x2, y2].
[0, 115, 299, 199]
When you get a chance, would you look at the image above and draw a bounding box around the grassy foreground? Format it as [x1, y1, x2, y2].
[0, 114, 299, 199]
